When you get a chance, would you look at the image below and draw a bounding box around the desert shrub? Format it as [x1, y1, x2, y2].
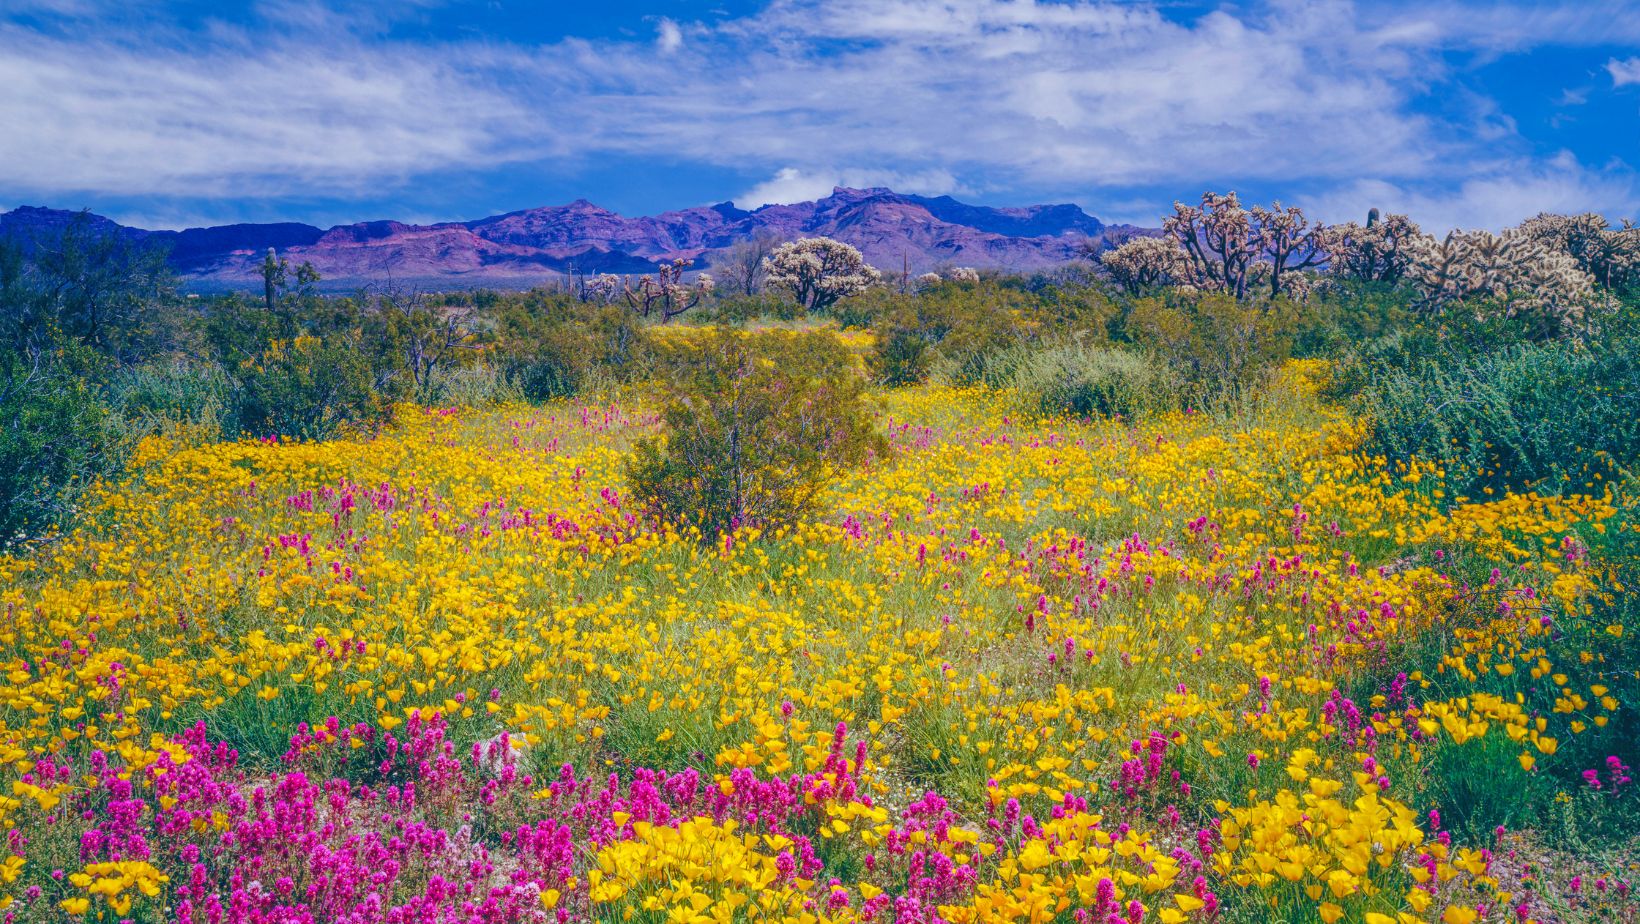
[420, 363, 522, 407]
[869, 323, 935, 386]
[1120, 292, 1301, 400]
[1290, 279, 1418, 358]
[229, 336, 388, 441]
[492, 296, 652, 401]
[628, 328, 886, 538]
[703, 292, 804, 324]
[1006, 339, 1178, 421]
[0, 344, 117, 543]
[105, 359, 231, 442]
[511, 335, 586, 403]
[1357, 332, 1640, 498]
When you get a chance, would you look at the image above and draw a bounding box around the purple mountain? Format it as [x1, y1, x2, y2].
[1, 188, 1142, 289]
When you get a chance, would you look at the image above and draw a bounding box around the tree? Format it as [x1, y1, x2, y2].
[763, 237, 881, 314]
[362, 284, 482, 398]
[4, 213, 178, 363]
[628, 329, 886, 538]
[1404, 228, 1595, 334]
[1161, 192, 1329, 300]
[1099, 236, 1188, 295]
[1320, 210, 1423, 283]
[624, 259, 712, 323]
[714, 232, 781, 296]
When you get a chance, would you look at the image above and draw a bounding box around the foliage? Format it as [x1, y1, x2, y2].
[227, 335, 389, 441]
[628, 328, 885, 538]
[1121, 292, 1303, 399]
[868, 321, 935, 386]
[1354, 331, 1640, 499]
[0, 344, 115, 543]
[104, 359, 232, 442]
[764, 237, 881, 314]
[0, 217, 180, 364]
[1003, 338, 1177, 421]
[491, 292, 651, 401]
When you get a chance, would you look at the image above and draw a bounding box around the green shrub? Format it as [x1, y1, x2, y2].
[0, 345, 116, 544]
[421, 363, 522, 407]
[1006, 339, 1178, 421]
[229, 336, 388, 441]
[1120, 292, 1301, 401]
[494, 297, 652, 402]
[869, 322, 935, 386]
[512, 339, 585, 403]
[106, 360, 231, 440]
[1356, 334, 1640, 498]
[628, 329, 886, 539]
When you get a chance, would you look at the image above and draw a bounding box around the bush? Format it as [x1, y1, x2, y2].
[106, 360, 231, 440]
[1120, 292, 1301, 400]
[229, 336, 388, 441]
[0, 345, 117, 543]
[1356, 333, 1640, 498]
[628, 329, 886, 538]
[869, 322, 935, 386]
[419, 363, 522, 407]
[494, 297, 652, 402]
[1006, 339, 1177, 421]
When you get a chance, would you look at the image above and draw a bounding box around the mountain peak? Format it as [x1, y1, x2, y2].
[2, 188, 1135, 290]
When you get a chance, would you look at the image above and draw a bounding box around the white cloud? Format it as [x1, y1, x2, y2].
[1299, 153, 1640, 233]
[1609, 56, 1640, 87]
[0, 21, 536, 198]
[736, 167, 961, 208]
[655, 17, 682, 53]
[3, 0, 1638, 224]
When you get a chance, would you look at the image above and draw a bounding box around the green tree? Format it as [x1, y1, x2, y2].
[629, 329, 886, 538]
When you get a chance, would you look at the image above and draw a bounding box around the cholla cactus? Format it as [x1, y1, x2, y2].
[1249, 202, 1329, 298]
[624, 259, 711, 323]
[1405, 229, 1595, 330]
[1320, 211, 1423, 282]
[949, 266, 981, 283]
[763, 237, 881, 314]
[582, 273, 622, 304]
[915, 272, 944, 290]
[1163, 191, 1255, 296]
[1099, 236, 1188, 294]
[1162, 192, 1328, 299]
[1247, 261, 1314, 301]
[1517, 212, 1640, 291]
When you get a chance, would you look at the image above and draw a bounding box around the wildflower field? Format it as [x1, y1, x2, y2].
[1, 362, 1636, 924]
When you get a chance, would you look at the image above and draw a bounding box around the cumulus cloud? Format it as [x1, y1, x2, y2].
[1300, 152, 1640, 232]
[737, 167, 962, 208]
[1610, 56, 1640, 87]
[655, 18, 683, 53]
[2, 0, 1636, 228]
[0, 20, 535, 198]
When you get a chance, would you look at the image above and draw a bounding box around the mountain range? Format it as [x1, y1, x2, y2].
[0, 187, 1141, 290]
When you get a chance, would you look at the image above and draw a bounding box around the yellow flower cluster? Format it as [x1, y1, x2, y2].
[0, 363, 1627, 922]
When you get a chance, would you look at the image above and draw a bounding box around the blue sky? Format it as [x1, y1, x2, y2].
[3, 0, 1639, 232]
